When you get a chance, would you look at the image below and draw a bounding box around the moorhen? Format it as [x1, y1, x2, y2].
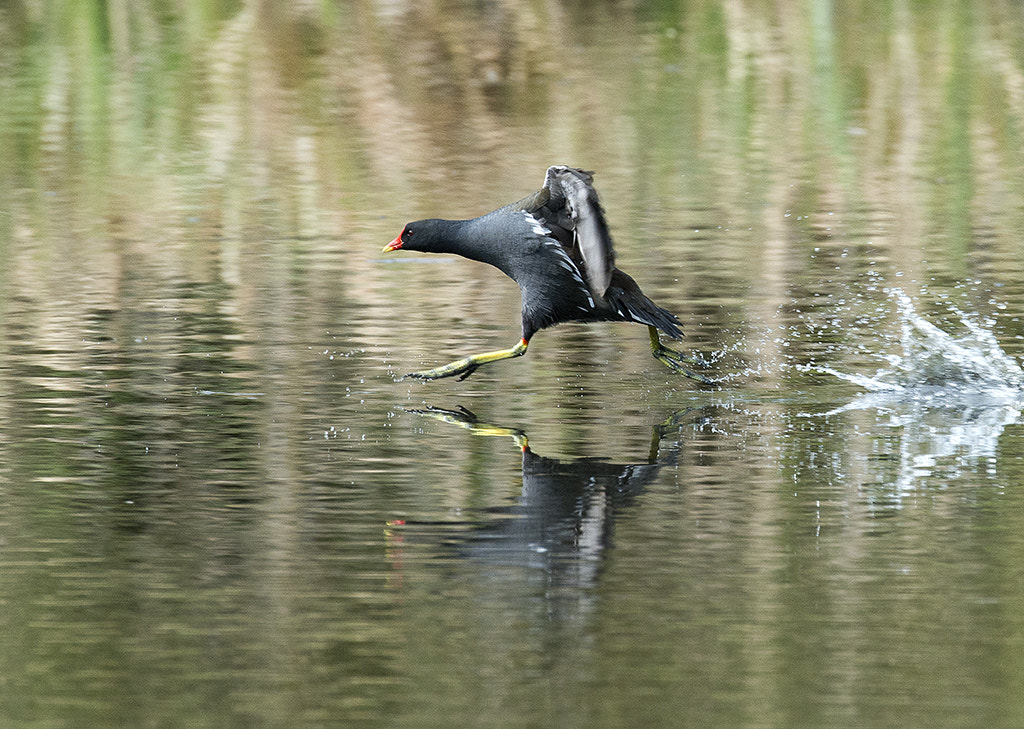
[383, 165, 711, 383]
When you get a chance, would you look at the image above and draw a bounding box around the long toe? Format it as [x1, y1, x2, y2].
[659, 345, 708, 368]
[405, 359, 478, 381]
[653, 346, 715, 385]
[406, 370, 453, 381]
[404, 368, 450, 381]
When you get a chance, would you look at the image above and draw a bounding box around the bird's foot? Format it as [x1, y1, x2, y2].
[648, 327, 714, 384]
[404, 358, 480, 381]
[403, 339, 529, 382]
[652, 344, 715, 384]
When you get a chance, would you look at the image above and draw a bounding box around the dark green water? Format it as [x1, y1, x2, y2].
[3, 2, 1024, 727]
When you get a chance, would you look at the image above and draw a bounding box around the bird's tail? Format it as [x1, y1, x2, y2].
[606, 286, 684, 339]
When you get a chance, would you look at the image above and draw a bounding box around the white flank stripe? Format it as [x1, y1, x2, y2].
[525, 211, 595, 309]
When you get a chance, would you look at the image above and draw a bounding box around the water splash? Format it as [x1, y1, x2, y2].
[820, 290, 1024, 400]
[817, 290, 1023, 492]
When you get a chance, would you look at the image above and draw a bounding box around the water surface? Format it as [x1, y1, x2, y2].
[3, 2, 1024, 728]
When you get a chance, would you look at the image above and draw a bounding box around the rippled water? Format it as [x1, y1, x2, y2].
[4, 3, 1024, 728]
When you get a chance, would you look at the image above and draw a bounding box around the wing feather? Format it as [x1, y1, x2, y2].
[543, 166, 615, 297]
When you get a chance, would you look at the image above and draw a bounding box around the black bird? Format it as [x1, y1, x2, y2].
[383, 165, 710, 383]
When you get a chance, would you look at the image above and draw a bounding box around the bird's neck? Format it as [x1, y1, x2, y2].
[427, 216, 507, 270]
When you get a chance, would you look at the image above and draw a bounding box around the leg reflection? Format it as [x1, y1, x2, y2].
[401, 405, 707, 586]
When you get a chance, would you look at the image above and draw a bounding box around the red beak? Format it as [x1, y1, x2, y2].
[382, 235, 403, 253]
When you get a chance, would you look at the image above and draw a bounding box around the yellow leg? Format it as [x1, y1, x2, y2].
[648, 326, 713, 384]
[406, 338, 529, 382]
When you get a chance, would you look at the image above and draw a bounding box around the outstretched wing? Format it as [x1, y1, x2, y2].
[542, 166, 616, 298]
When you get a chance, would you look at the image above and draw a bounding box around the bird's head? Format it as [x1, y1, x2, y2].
[383, 220, 449, 254]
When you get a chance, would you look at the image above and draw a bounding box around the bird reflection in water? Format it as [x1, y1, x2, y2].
[386, 406, 708, 617]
